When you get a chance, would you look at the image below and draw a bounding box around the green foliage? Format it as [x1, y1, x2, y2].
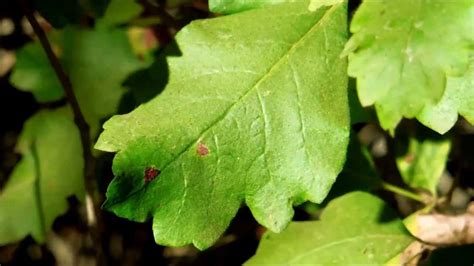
[209, 0, 343, 14]
[209, 0, 291, 14]
[418, 61, 474, 134]
[10, 27, 144, 134]
[246, 192, 413, 265]
[96, 2, 349, 249]
[2, 0, 473, 263]
[10, 42, 63, 102]
[343, 0, 474, 132]
[395, 129, 451, 194]
[0, 108, 84, 244]
[97, 0, 143, 28]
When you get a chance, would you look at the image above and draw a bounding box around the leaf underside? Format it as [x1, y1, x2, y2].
[418, 61, 474, 134]
[96, 2, 349, 249]
[246, 192, 413, 265]
[343, 0, 473, 131]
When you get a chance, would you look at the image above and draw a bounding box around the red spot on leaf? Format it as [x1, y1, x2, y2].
[197, 142, 209, 157]
[144, 166, 160, 183]
[405, 154, 414, 164]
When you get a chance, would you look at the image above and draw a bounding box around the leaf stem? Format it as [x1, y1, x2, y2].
[18, 0, 105, 264]
[381, 182, 426, 204]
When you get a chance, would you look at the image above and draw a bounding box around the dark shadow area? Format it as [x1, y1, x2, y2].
[422, 244, 474, 266]
[117, 41, 182, 114]
[187, 206, 261, 266]
[0, 0, 38, 189]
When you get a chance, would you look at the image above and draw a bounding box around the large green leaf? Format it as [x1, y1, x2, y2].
[418, 60, 474, 134]
[209, 0, 341, 14]
[96, 2, 349, 249]
[0, 108, 84, 244]
[10, 27, 144, 134]
[343, 0, 474, 132]
[209, 0, 291, 14]
[395, 129, 451, 194]
[246, 192, 413, 265]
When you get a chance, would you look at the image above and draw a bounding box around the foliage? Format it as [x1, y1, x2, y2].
[96, 2, 349, 249]
[247, 192, 413, 265]
[0, 108, 84, 245]
[1, 0, 473, 264]
[342, 0, 473, 132]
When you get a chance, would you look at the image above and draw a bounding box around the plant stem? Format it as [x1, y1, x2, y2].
[381, 182, 426, 204]
[18, 0, 105, 264]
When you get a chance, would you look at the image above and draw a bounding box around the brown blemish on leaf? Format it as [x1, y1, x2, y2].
[144, 166, 160, 183]
[405, 154, 414, 164]
[197, 142, 209, 157]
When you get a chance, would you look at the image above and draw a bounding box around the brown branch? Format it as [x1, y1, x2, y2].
[18, 0, 105, 264]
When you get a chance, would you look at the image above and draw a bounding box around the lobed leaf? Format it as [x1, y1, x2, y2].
[418, 60, 474, 134]
[343, 0, 474, 132]
[246, 192, 413, 265]
[96, 2, 350, 249]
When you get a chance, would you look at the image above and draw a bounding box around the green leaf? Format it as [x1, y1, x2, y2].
[0, 108, 84, 245]
[96, 2, 349, 249]
[10, 42, 63, 102]
[418, 61, 474, 134]
[395, 128, 451, 194]
[209, 0, 342, 14]
[209, 0, 294, 14]
[10, 27, 144, 134]
[246, 192, 413, 265]
[97, 0, 143, 28]
[343, 0, 474, 131]
[60, 27, 144, 134]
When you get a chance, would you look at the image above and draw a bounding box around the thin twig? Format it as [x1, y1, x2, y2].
[18, 0, 105, 264]
[381, 181, 428, 204]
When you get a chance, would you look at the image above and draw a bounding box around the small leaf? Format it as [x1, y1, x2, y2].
[0, 108, 84, 244]
[246, 192, 413, 265]
[418, 61, 474, 134]
[97, 0, 144, 28]
[343, 0, 474, 131]
[96, 2, 349, 249]
[10, 42, 63, 102]
[395, 128, 451, 194]
[10, 27, 144, 134]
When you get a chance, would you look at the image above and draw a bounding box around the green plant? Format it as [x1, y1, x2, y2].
[0, 0, 473, 264]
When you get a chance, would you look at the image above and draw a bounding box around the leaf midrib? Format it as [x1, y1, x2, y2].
[107, 4, 341, 208]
